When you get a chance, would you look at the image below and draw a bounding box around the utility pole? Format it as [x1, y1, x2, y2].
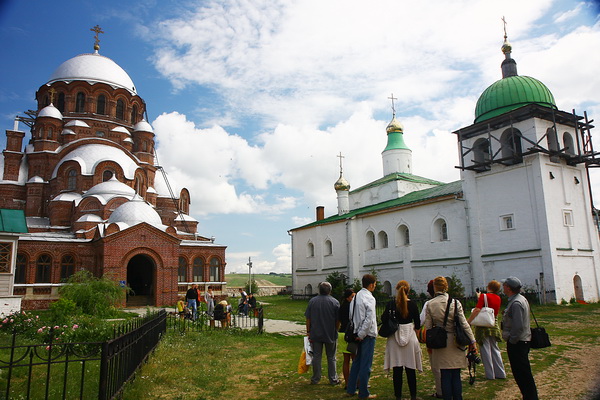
[247, 257, 253, 292]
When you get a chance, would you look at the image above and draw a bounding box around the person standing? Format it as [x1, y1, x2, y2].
[420, 280, 442, 399]
[186, 284, 199, 320]
[238, 288, 248, 316]
[383, 280, 422, 400]
[205, 286, 215, 317]
[424, 276, 476, 400]
[339, 288, 356, 389]
[467, 280, 506, 380]
[305, 282, 341, 385]
[502, 277, 538, 400]
[346, 274, 378, 399]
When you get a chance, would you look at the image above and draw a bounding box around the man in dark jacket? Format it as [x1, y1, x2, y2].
[186, 284, 199, 320]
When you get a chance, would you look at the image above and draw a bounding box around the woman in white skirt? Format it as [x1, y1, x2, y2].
[382, 280, 422, 400]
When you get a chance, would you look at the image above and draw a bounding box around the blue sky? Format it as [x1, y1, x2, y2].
[1, 0, 600, 273]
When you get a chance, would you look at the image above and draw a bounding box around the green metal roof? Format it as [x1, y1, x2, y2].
[0, 209, 28, 233]
[351, 173, 445, 194]
[475, 75, 556, 123]
[293, 180, 463, 230]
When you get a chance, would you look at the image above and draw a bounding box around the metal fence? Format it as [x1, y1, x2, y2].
[0, 310, 166, 400]
[168, 307, 264, 334]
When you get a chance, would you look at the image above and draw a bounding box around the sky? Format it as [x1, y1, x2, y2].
[1, 0, 600, 274]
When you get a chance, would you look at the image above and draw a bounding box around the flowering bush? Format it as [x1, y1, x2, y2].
[0, 310, 40, 335]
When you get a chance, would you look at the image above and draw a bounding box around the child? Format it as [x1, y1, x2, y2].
[176, 296, 186, 319]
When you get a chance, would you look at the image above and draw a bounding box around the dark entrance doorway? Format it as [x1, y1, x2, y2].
[127, 254, 155, 306]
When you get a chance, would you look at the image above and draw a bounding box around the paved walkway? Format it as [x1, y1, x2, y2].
[123, 307, 305, 336]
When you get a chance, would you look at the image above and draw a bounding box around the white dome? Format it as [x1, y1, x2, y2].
[76, 214, 103, 223]
[52, 192, 82, 202]
[52, 143, 140, 180]
[107, 195, 163, 227]
[133, 120, 153, 133]
[111, 126, 131, 135]
[38, 104, 63, 120]
[65, 120, 90, 128]
[61, 129, 76, 136]
[84, 177, 136, 201]
[48, 53, 136, 94]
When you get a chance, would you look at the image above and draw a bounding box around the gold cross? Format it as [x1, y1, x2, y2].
[337, 152, 345, 173]
[90, 25, 104, 50]
[388, 93, 398, 116]
[48, 88, 56, 104]
[502, 16, 508, 39]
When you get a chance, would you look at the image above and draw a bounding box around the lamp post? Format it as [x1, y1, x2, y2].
[247, 257, 253, 293]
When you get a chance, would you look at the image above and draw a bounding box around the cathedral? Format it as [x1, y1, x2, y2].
[0, 29, 226, 309]
[290, 34, 600, 303]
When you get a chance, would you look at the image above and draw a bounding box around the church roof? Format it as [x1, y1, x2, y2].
[47, 52, 137, 94]
[293, 180, 463, 230]
[351, 173, 444, 194]
[52, 143, 140, 179]
[83, 177, 136, 204]
[107, 195, 163, 227]
[0, 209, 28, 233]
[38, 104, 63, 120]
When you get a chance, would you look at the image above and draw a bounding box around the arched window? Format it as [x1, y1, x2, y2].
[305, 284, 313, 295]
[116, 99, 125, 120]
[501, 129, 522, 164]
[36, 254, 52, 283]
[75, 92, 85, 113]
[473, 138, 491, 169]
[15, 253, 27, 284]
[57, 92, 65, 112]
[193, 257, 204, 282]
[307, 242, 315, 257]
[324, 240, 332, 256]
[131, 105, 138, 124]
[178, 257, 187, 282]
[366, 231, 375, 250]
[397, 225, 410, 246]
[103, 170, 114, 182]
[383, 281, 392, 296]
[378, 231, 388, 248]
[433, 218, 448, 241]
[60, 255, 75, 281]
[210, 257, 220, 282]
[563, 132, 575, 155]
[38, 127, 43, 138]
[67, 169, 77, 191]
[43, 95, 49, 107]
[97, 95, 106, 115]
[47, 127, 53, 139]
[547, 127, 560, 163]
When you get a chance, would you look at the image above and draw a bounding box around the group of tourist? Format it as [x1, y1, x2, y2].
[304, 274, 538, 400]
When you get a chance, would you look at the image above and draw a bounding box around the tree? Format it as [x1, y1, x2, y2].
[58, 270, 127, 318]
[326, 271, 348, 300]
[446, 273, 465, 298]
[245, 279, 258, 294]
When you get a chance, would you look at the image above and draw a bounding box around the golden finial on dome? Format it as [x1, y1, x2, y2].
[386, 93, 404, 133]
[501, 16, 512, 54]
[90, 25, 104, 52]
[334, 152, 350, 191]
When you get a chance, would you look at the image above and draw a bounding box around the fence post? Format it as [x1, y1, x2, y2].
[258, 307, 264, 334]
[98, 341, 109, 400]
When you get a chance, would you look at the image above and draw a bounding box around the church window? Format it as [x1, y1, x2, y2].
[35, 254, 52, 283]
[60, 255, 75, 281]
[563, 133, 575, 155]
[15, 253, 27, 284]
[75, 92, 85, 113]
[547, 128, 560, 163]
[103, 170, 114, 182]
[500, 129, 522, 164]
[116, 99, 125, 120]
[210, 257, 220, 282]
[324, 240, 332, 256]
[500, 214, 515, 230]
[131, 105, 138, 124]
[178, 257, 187, 282]
[378, 231, 388, 248]
[441, 222, 448, 241]
[97, 95, 106, 115]
[305, 284, 313, 295]
[0, 242, 12, 273]
[433, 218, 448, 241]
[193, 257, 204, 282]
[382, 281, 392, 296]
[38, 127, 43, 138]
[42, 95, 49, 107]
[47, 127, 53, 139]
[142, 141, 148, 152]
[398, 225, 410, 246]
[563, 210, 574, 227]
[473, 138, 491, 170]
[366, 231, 376, 250]
[57, 92, 65, 112]
[307, 242, 315, 257]
[67, 169, 77, 191]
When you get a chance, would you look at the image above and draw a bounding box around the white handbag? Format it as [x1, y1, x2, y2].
[470, 294, 496, 327]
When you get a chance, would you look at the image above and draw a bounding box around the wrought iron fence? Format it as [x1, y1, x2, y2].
[168, 307, 264, 334]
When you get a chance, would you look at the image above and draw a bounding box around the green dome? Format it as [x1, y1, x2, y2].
[474, 75, 556, 123]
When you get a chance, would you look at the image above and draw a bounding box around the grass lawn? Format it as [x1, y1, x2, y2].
[122, 299, 600, 400]
[225, 274, 292, 287]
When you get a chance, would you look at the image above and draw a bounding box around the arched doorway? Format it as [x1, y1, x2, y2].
[127, 254, 155, 306]
[573, 274, 584, 302]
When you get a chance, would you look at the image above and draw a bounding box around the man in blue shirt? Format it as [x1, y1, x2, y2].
[305, 281, 340, 385]
[346, 274, 378, 399]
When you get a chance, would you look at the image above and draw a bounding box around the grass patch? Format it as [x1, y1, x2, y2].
[122, 300, 600, 400]
[225, 274, 292, 287]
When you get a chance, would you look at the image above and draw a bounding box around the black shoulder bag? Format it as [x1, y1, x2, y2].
[426, 296, 451, 349]
[453, 299, 472, 347]
[530, 308, 551, 349]
[378, 299, 399, 338]
[344, 297, 359, 343]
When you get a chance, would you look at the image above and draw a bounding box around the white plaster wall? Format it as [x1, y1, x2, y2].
[0, 297, 22, 317]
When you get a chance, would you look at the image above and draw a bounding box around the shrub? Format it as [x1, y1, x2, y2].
[49, 298, 80, 323]
[59, 270, 126, 318]
[326, 271, 348, 300]
[0, 310, 40, 336]
[244, 279, 258, 294]
[446, 273, 465, 298]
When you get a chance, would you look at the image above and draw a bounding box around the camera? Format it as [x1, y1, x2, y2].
[467, 349, 481, 364]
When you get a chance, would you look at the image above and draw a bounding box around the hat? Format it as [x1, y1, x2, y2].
[503, 276, 522, 291]
[219, 300, 228, 306]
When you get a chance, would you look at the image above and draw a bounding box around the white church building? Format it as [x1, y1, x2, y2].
[290, 36, 600, 303]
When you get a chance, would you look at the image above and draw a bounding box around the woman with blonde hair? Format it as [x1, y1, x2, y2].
[424, 276, 476, 400]
[467, 280, 506, 380]
[382, 280, 422, 400]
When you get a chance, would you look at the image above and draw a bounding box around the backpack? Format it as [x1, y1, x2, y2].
[214, 304, 225, 320]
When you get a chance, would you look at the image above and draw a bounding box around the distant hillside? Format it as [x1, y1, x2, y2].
[225, 273, 292, 287]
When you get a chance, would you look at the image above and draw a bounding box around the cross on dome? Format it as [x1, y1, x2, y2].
[90, 25, 104, 52]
